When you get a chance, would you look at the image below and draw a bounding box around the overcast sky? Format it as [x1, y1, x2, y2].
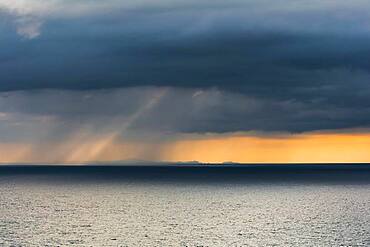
[1, 0, 370, 162]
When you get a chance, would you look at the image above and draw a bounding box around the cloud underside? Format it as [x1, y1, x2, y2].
[1, 87, 370, 137]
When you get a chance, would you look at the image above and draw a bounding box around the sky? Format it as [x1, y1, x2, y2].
[1, 0, 370, 163]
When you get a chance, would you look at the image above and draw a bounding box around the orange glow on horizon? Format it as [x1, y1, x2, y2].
[1, 132, 370, 163]
[161, 132, 370, 163]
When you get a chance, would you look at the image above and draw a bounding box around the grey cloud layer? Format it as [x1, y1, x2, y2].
[1, 1, 370, 134]
[1, 88, 369, 143]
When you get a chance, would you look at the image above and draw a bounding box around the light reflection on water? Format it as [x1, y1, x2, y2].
[1, 176, 370, 246]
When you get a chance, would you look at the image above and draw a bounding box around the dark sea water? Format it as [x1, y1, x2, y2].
[1, 164, 370, 246]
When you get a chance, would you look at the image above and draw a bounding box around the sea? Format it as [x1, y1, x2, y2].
[0, 164, 369, 247]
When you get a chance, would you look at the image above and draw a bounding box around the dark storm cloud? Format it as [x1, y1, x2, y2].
[1, 27, 370, 95]
[1, 0, 370, 93]
[1, 0, 370, 134]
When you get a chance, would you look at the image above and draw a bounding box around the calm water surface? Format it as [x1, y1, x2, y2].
[1, 165, 370, 246]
